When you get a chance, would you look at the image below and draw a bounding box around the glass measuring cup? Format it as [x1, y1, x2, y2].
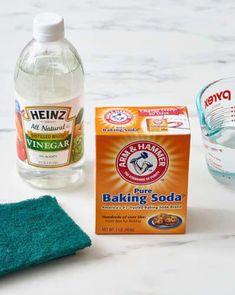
[196, 77, 235, 188]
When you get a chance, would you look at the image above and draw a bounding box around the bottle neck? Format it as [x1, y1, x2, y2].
[33, 35, 64, 43]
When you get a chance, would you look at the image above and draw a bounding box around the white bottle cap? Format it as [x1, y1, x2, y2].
[33, 12, 64, 42]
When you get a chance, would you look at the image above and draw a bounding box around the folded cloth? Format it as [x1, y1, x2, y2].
[0, 196, 91, 276]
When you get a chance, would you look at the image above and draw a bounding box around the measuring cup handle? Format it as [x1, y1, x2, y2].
[196, 88, 207, 131]
[196, 85, 218, 137]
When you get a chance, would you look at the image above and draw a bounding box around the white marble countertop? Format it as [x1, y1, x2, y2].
[1, 1, 235, 294]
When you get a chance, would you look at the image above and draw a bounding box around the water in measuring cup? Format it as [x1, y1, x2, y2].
[207, 127, 235, 187]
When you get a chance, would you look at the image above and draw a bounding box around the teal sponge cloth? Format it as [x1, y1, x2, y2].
[0, 196, 91, 276]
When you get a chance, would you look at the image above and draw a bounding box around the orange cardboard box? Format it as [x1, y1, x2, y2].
[95, 106, 190, 234]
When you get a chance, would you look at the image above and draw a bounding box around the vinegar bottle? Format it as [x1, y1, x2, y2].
[14, 12, 85, 189]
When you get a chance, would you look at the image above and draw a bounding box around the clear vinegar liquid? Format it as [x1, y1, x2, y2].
[15, 39, 85, 189]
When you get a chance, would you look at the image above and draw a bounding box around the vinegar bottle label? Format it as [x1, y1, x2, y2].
[15, 94, 84, 168]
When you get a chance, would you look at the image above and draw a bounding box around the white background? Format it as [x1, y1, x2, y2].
[1, 1, 235, 294]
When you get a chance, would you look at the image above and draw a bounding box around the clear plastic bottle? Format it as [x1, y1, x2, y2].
[14, 12, 85, 189]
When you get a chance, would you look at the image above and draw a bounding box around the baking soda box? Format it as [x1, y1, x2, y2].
[95, 106, 190, 234]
